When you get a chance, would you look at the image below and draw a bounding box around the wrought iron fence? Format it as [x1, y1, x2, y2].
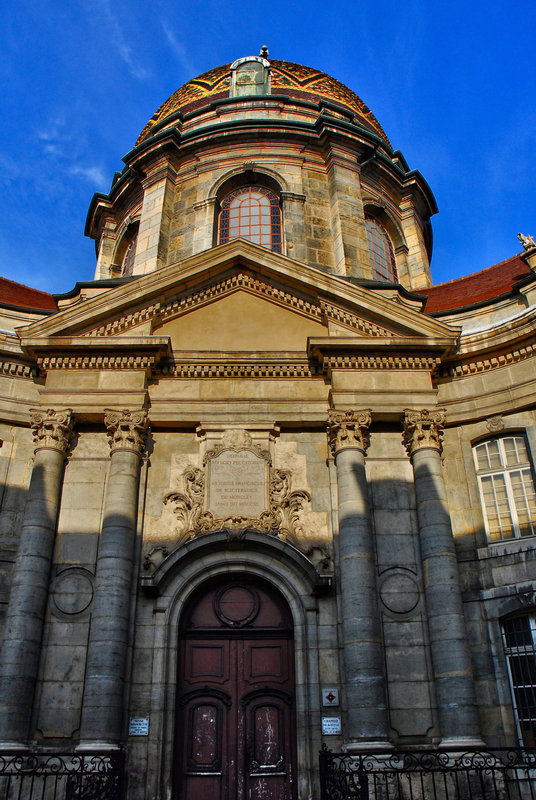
[319, 745, 536, 800]
[0, 750, 124, 800]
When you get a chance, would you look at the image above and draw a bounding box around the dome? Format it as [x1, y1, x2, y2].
[136, 59, 389, 146]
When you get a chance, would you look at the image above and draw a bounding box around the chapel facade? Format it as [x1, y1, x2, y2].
[0, 53, 536, 800]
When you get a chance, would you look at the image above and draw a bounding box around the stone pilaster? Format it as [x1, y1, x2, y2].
[328, 409, 390, 750]
[0, 409, 74, 746]
[79, 409, 148, 749]
[192, 196, 218, 255]
[281, 191, 306, 263]
[403, 409, 481, 746]
[94, 216, 118, 280]
[324, 143, 371, 279]
[134, 163, 176, 275]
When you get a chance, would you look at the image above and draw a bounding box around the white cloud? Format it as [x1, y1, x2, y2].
[93, 0, 150, 81]
[70, 165, 108, 187]
[35, 114, 75, 157]
[161, 22, 196, 78]
[0, 153, 24, 188]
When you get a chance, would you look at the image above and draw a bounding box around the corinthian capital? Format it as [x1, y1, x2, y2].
[104, 409, 149, 456]
[30, 408, 74, 455]
[403, 408, 446, 457]
[327, 409, 372, 456]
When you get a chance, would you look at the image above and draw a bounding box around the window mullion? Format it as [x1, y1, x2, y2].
[477, 474, 499, 539]
[504, 471, 521, 537]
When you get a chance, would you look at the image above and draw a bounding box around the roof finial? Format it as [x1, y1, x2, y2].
[518, 232, 536, 251]
[260, 45, 269, 58]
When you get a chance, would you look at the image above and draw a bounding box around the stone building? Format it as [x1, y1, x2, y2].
[0, 53, 535, 799]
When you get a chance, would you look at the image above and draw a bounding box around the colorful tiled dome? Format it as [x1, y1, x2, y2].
[137, 60, 389, 145]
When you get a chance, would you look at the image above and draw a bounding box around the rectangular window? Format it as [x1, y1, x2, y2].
[473, 435, 536, 542]
[502, 615, 536, 745]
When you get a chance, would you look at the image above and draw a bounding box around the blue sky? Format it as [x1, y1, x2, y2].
[1, 0, 535, 294]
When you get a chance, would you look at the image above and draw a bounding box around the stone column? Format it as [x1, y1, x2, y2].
[328, 410, 390, 750]
[403, 409, 481, 746]
[79, 409, 148, 749]
[0, 408, 74, 746]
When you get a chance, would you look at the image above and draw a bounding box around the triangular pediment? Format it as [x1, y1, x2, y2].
[17, 240, 458, 356]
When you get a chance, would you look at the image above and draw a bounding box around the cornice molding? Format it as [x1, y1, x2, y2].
[19, 336, 171, 373]
[0, 359, 36, 379]
[157, 357, 319, 379]
[319, 300, 393, 337]
[323, 353, 441, 372]
[309, 336, 451, 376]
[441, 342, 536, 379]
[456, 306, 536, 356]
[84, 271, 404, 340]
[37, 355, 159, 371]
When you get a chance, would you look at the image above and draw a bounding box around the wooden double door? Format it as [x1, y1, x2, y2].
[175, 575, 296, 800]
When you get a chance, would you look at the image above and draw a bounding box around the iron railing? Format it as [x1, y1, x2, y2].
[319, 745, 536, 800]
[0, 750, 124, 800]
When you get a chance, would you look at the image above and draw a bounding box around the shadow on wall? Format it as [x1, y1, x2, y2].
[0, 455, 523, 748]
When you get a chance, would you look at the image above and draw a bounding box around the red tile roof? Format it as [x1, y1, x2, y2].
[0, 277, 57, 311]
[419, 253, 532, 313]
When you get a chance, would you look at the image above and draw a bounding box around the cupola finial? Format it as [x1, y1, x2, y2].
[260, 45, 269, 58]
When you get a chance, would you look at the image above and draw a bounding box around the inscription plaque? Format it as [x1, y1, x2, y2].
[322, 717, 342, 735]
[208, 449, 267, 518]
[129, 717, 149, 736]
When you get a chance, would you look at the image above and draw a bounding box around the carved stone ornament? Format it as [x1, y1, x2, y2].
[221, 429, 254, 450]
[486, 414, 504, 433]
[30, 408, 74, 455]
[518, 589, 536, 608]
[164, 453, 311, 545]
[518, 232, 536, 251]
[143, 545, 170, 572]
[327, 409, 372, 456]
[104, 409, 149, 455]
[403, 408, 446, 457]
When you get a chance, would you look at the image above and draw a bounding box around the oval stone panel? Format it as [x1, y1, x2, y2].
[380, 572, 420, 615]
[51, 568, 94, 616]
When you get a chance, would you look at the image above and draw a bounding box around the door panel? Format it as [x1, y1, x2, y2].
[245, 699, 293, 799]
[189, 704, 220, 768]
[244, 640, 290, 685]
[186, 641, 229, 684]
[175, 576, 296, 800]
[180, 695, 229, 800]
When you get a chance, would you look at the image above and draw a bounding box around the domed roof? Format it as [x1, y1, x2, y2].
[137, 59, 389, 146]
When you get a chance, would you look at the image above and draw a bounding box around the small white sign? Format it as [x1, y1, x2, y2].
[322, 688, 340, 707]
[129, 717, 149, 736]
[322, 716, 342, 735]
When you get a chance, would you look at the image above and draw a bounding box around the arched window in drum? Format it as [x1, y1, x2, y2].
[219, 186, 282, 253]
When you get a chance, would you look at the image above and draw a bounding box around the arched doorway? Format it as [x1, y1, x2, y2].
[174, 573, 296, 800]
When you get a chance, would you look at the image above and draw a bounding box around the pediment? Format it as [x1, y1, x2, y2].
[17, 241, 458, 357]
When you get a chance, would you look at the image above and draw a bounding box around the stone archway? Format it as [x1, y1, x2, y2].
[142, 532, 329, 800]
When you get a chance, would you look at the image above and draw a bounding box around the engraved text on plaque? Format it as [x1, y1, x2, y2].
[208, 450, 267, 518]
